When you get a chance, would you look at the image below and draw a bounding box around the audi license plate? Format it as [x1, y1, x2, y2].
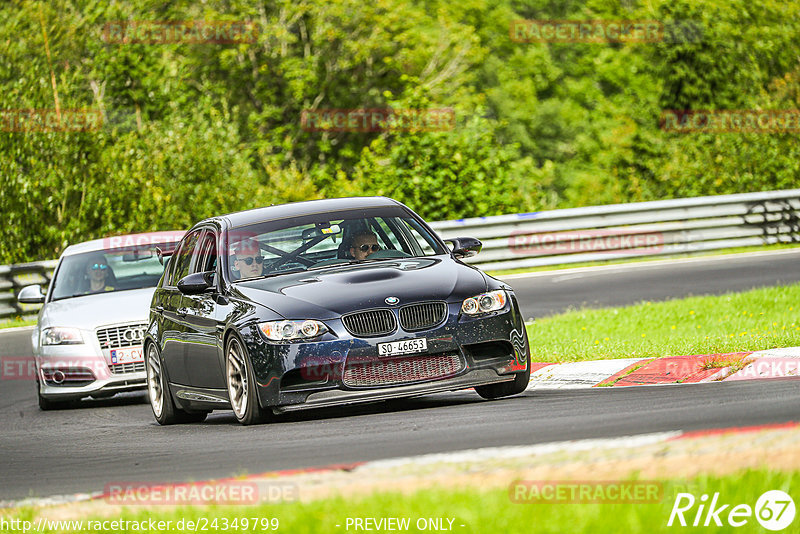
[378, 338, 427, 357]
[110, 346, 144, 365]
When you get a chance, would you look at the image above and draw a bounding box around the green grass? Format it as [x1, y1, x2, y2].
[0, 317, 36, 329]
[8, 469, 798, 533]
[526, 282, 800, 362]
[486, 242, 800, 277]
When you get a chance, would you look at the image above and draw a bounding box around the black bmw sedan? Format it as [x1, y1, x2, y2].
[145, 197, 530, 425]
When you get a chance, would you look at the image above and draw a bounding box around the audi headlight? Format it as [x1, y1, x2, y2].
[259, 320, 328, 341]
[461, 290, 507, 315]
[42, 327, 84, 345]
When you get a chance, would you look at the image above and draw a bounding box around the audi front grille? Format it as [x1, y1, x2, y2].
[96, 323, 147, 350]
[109, 362, 146, 375]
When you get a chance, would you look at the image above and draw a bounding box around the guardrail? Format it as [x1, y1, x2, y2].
[430, 188, 800, 270]
[2, 189, 799, 321]
[0, 260, 58, 321]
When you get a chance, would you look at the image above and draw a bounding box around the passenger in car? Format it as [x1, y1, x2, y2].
[232, 238, 265, 279]
[349, 231, 382, 261]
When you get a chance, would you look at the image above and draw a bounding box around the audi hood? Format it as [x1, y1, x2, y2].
[38, 287, 157, 332]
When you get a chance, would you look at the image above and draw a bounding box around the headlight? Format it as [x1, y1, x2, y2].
[461, 290, 507, 315]
[258, 320, 328, 341]
[42, 327, 84, 345]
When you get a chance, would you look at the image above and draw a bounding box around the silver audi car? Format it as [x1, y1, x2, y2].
[18, 232, 183, 410]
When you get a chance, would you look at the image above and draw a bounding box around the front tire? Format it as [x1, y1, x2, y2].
[37, 383, 69, 411]
[475, 358, 530, 400]
[226, 335, 271, 425]
[146, 343, 207, 424]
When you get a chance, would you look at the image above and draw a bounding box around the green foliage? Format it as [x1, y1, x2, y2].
[528, 282, 800, 363]
[1, 0, 799, 262]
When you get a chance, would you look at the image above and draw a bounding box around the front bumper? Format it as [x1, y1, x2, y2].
[274, 368, 512, 413]
[242, 298, 530, 410]
[36, 331, 147, 400]
[39, 372, 146, 400]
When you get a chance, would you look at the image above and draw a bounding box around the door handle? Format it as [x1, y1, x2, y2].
[154, 306, 164, 315]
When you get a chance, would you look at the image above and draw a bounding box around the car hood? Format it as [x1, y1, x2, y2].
[232, 257, 488, 319]
[40, 287, 156, 330]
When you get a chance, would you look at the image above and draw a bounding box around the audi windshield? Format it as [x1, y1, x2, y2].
[50, 246, 170, 301]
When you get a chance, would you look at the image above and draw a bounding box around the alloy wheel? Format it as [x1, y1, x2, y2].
[226, 338, 248, 419]
[146, 345, 164, 418]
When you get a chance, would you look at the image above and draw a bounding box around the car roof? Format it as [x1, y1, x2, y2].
[61, 231, 186, 257]
[219, 196, 404, 228]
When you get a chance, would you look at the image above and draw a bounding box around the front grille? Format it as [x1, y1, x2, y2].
[342, 309, 396, 337]
[97, 323, 147, 350]
[399, 302, 447, 331]
[42, 367, 96, 387]
[343, 352, 463, 387]
[109, 362, 145, 375]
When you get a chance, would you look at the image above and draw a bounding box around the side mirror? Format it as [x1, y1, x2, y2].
[18, 284, 46, 304]
[446, 237, 482, 259]
[177, 271, 215, 295]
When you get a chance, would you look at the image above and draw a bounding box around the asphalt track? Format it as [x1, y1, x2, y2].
[507, 248, 800, 320]
[1, 250, 798, 501]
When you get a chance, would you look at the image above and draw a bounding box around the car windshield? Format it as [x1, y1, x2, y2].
[50, 246, 172, 301]
[226, 208, 446, 281]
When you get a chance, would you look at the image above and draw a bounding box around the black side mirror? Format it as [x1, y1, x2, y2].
[177, 271, 215, 295]
[446, 237, 482, 259]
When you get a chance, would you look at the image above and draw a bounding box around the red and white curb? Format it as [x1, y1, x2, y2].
[526, 347, 800, 390]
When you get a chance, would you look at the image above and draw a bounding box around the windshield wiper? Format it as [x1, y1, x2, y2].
[52, 291, 107, 301]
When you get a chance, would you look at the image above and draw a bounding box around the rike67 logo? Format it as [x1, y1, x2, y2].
[668, 490, 795, 531]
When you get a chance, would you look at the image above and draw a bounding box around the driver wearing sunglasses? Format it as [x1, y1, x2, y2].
[84, 254, 115, 293]
[233, 239, 265, 279]
[350, 231, 381, 261]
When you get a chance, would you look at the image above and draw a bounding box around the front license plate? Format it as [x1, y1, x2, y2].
[110, 346, 144, 364]
[378, 338, 428, 357]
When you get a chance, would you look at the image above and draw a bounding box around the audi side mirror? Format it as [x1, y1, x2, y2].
[177, 272, 215, 295]
[446, 237, 482, 259]
[18, 284, 46, 304]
